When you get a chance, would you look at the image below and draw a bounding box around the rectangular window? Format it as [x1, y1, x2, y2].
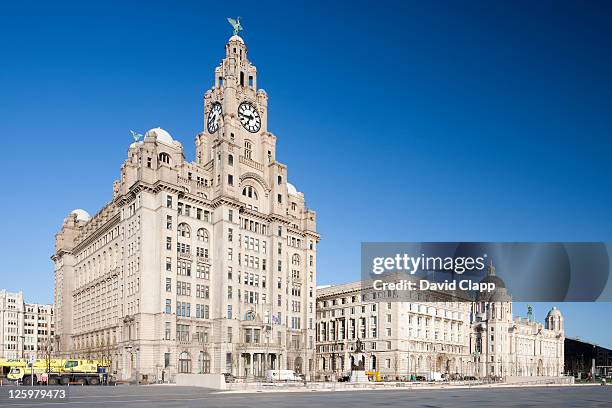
[165, 299, 171, 314]
[166, 257, 172, 271]
[166, 215, 172, 230]
[165, 322, 171, 340]
[227, 305, 233, 319]
[228, 174, 234, 186]
[166, 237, 172, 250]
[166, 278, 172, 292]
[167, 196, 173, 208]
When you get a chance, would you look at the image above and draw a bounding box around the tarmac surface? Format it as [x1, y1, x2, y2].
[0, 384, 610, 407]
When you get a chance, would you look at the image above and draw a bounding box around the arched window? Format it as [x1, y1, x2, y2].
[228, 154, 234, 166]
[178, 223, 190, 238]
[241, 186, 258, 199]
[245, 310, 256, 321]
[292, 254, 300, 266]
[179, 352, 191, 373]
[197, 228, 209, 243]
[244, 140, 252, 159]
[159, 153, 171, 165]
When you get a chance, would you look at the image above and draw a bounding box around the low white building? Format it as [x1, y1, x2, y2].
[0, 290, 54, 361]
[316, 270, 564, 380]
[316, 282, 471, 380]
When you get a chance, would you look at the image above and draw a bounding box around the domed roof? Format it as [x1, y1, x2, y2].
[145, 127, 174, 145]
[71, 209, 91, 222]
[287, 182, 298, 196]
[488, 290, 511, 302]
[229, 35, 244, 44]
[480, 274, 506, 289]
[547, 306, 562, 317]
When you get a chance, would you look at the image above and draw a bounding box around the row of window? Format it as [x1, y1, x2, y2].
[165, 300, 209, 319]
[165, 258, 210, 278]
[167, 197, 211, 222]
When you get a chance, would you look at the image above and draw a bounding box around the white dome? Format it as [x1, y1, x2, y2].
[145, 127, 174, 145]
[287, 182, 298, 196]
[229, 35, 244, 44]
[71, 209, 91, 222]
[547, 306, 562, 317]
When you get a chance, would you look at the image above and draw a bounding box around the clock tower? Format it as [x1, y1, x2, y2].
[195, 29, 319, 379]
[197, 34, 271, 166]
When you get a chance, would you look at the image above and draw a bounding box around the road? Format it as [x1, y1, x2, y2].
[0, 384, 610, 407]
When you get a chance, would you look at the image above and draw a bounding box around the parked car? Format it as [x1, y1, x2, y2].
[337, 375, 351, 382]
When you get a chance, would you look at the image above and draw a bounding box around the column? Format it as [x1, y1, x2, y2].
[248, 353, 253, 377]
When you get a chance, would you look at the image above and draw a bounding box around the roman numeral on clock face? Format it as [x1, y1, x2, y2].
[238, 101, 261, 133]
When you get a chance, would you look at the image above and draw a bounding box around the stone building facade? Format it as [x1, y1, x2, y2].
[316, 273, 564, 380]
[316, 282, 472, 380]
[52, 34, 319, 382]
[0, 290, 54, 362]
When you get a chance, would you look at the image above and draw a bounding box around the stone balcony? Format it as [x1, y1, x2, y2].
[196, 255, 211, 264]
[177, 251, 193, 260]
[239, 155, 263, 172]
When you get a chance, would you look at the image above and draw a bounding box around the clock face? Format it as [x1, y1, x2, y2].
[238, 102, 261, 133]
[207, 102, 222, 133]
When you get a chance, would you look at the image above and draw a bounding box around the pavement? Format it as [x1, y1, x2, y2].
[0, 384, 609, 407]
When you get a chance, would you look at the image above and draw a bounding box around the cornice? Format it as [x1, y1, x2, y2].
[210, 196, 242, 210]
[72, 212, 121, 254]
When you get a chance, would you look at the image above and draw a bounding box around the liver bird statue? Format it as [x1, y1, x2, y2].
[227, 16, 243, 36]
[130, 130, 143, 142]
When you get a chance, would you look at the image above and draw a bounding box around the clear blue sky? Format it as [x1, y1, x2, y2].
[1, 1, 611, 348]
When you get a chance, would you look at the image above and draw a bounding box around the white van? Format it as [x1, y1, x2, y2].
[265, 369, 301, 382]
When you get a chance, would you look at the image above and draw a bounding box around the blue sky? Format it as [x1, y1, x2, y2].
[1, 1, 611, 348]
